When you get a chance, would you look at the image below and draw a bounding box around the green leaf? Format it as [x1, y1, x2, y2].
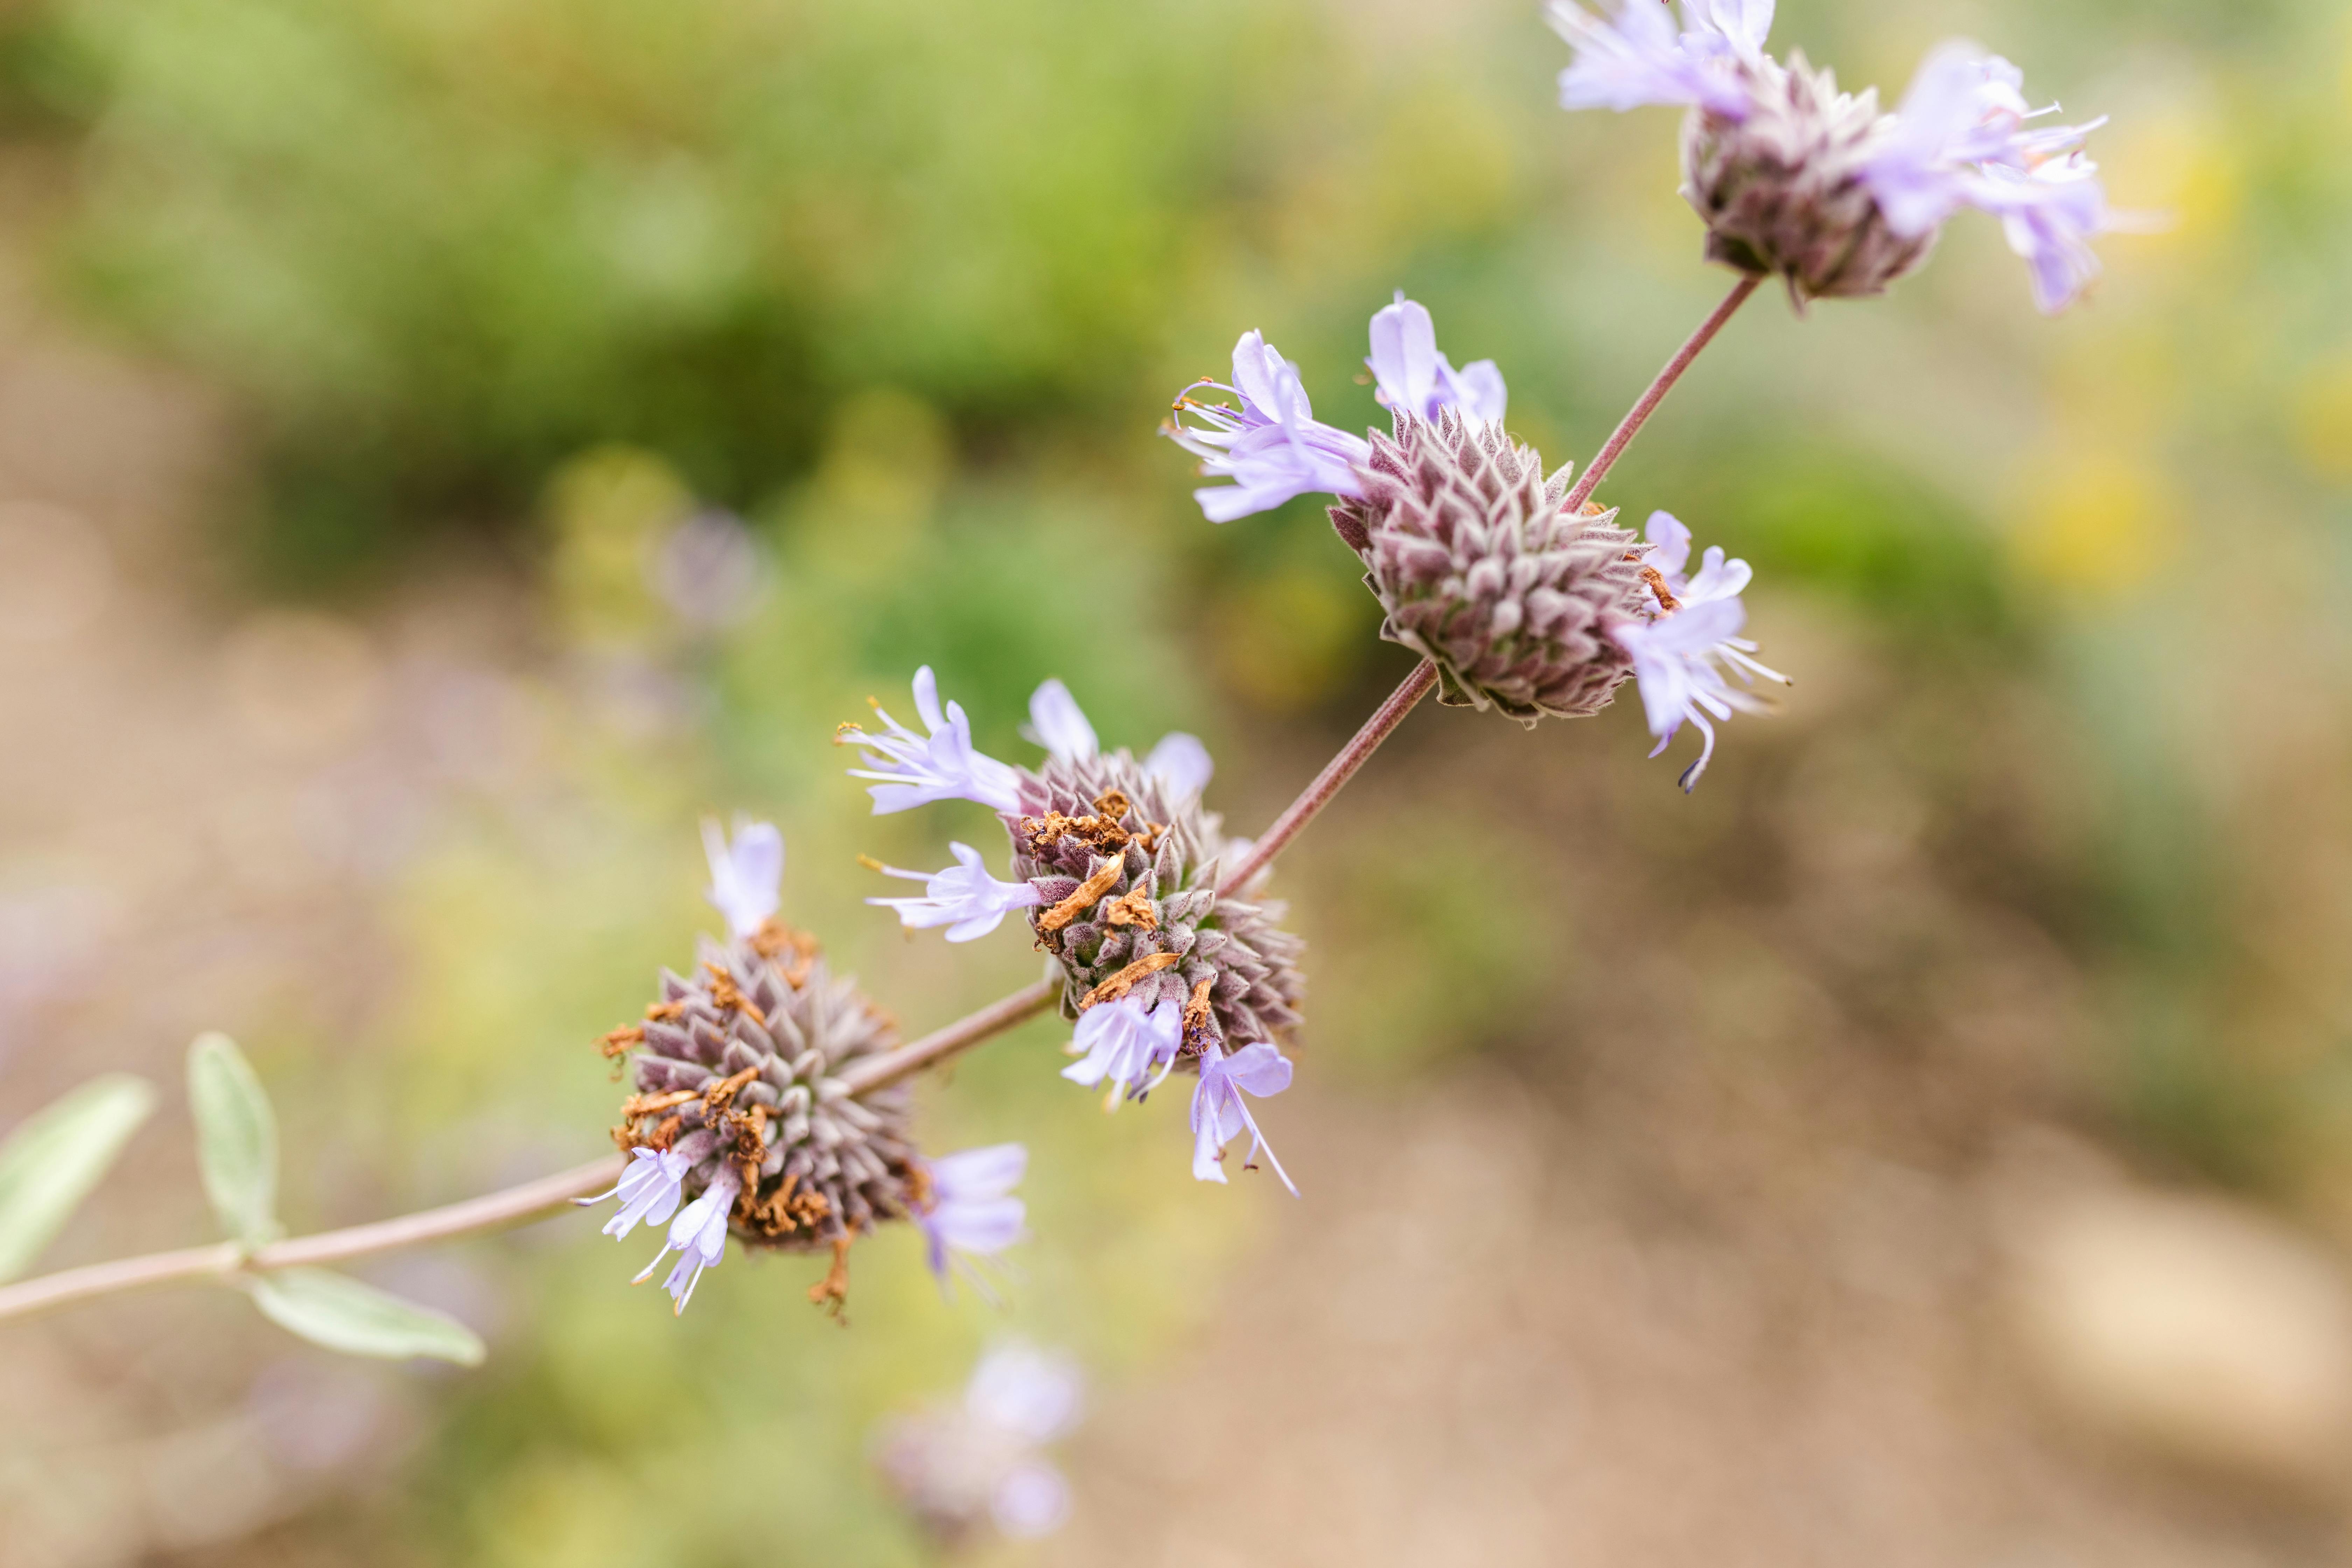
[186, 1032, 280, 1246]
[245, 1268, 486, 1365]
[0, 1074, 158, 1282]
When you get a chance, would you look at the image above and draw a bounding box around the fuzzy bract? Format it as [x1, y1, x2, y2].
[1331, 410, 1651, 725]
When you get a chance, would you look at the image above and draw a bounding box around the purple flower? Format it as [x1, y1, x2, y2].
[632, 1165, 741, 1315]
[965, 1342, 1084, 1442]
[868, 843, 1044, 943]
[874, 1342, 1084, 1543]
[1022, 679, 1098, 762]
[1023, 677, 1214, 800]
[1644, 510, 1752, 605]
[1615, 516, 1789, 792]
[1545, 0, 1769, 119]
[841, 666, 1023, 815]
[1061, 994, 1183, 1102]
[1859, 43, 2116, 313]
[917, 1143, 1029, 1288]
[1190, 1041, 1298, 1195]
[990, 1463, 1073, 1539]
[581, 1144, 692, 1239]
[1143, 731, 1214, 800]
[1167, 331, 1371, 523]
[701, 817, 784, 939]
[1973, 155, 2116, 315]
[1366, 294, 1508, 426]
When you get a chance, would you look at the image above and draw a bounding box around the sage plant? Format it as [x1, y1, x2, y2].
[0, 0, 2127, 1367]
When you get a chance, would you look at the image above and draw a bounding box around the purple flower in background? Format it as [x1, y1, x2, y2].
[1546, 0, 1767, 118]
[875, 1343, 1085, 1544]
[701, 817, 784, 938]
[1023, 678, 1099, 762]
[1366, 294, 1508, 425]
[841, 666, 1023, 815]
[916, 1143, 1029, 1288]
[1167, 331, 1371, 523]
[632, 1166, 741, 1315]
[1972, 156, 2118, 315]
[1550, 2, 2122, 311]
[1062, 994, 1183, 1102]
[867, 843, 1044, 943]
[1190, 1041, 1298, 1195]
[965, 1342, 1084, 1441]
[650, 508, 768, 631]
[1859, 43, 2119, 313]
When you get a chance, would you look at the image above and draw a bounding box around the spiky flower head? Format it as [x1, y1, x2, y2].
[1680, 52, 1935, 304]
[1330, 408, 1650, 726]
[1010, 745, 1303, 1066]
[591, 821, 1023, 1315]
[851, 672, 1309, 1181]
[1549, 1, 2123, 312]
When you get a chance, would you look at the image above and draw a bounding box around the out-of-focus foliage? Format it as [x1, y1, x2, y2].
[5, 0, 2352, 1559]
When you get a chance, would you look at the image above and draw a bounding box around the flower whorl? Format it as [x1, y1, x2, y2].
[1681, 54, 1933, 304]
[1330, 410, 1650, 726]
[613, 923, 917, 1251]
[1008, 750, 1303, 1059]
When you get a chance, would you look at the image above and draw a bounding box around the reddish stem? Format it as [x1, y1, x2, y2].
[1218, 659, 1440, 896]
[1560, 273, 1761, 514]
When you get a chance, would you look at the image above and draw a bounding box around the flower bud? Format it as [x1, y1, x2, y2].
[1330, 411, 1651, 726]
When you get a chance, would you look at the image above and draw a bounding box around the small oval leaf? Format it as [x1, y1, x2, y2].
[246, 1268, 486, 1365]
[0, 1074, 158, 1282]
[186, 1032, 280, 1246]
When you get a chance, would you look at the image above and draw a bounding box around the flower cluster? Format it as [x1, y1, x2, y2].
[584, 822, 1027, 1314]
[1548, 0, 2118, 310]
[1169, 295, 1784, 778]
[843, 673, 1306, 1190]
[875, 1343, 1085, 1544]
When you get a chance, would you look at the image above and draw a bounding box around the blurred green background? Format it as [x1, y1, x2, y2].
[3, 0, 2352, 1562]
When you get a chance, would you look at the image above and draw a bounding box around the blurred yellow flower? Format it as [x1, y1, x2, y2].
[2009, 450, 2179, 599]
[543, 446, 695, 648]
[2292, 359, 2352, 484]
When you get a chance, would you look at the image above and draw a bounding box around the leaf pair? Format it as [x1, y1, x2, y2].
[0, 1036, 484, 1366]
[183, 1032, 485, 1366]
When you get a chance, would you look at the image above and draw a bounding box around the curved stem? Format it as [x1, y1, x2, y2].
[1218, 659, 1438, 896]
[0, 984, 1066, 1327]
[1560, 273, 1760, 515]
[0, 1157, 621, 1324]
[835, 979, 1061, 1096]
